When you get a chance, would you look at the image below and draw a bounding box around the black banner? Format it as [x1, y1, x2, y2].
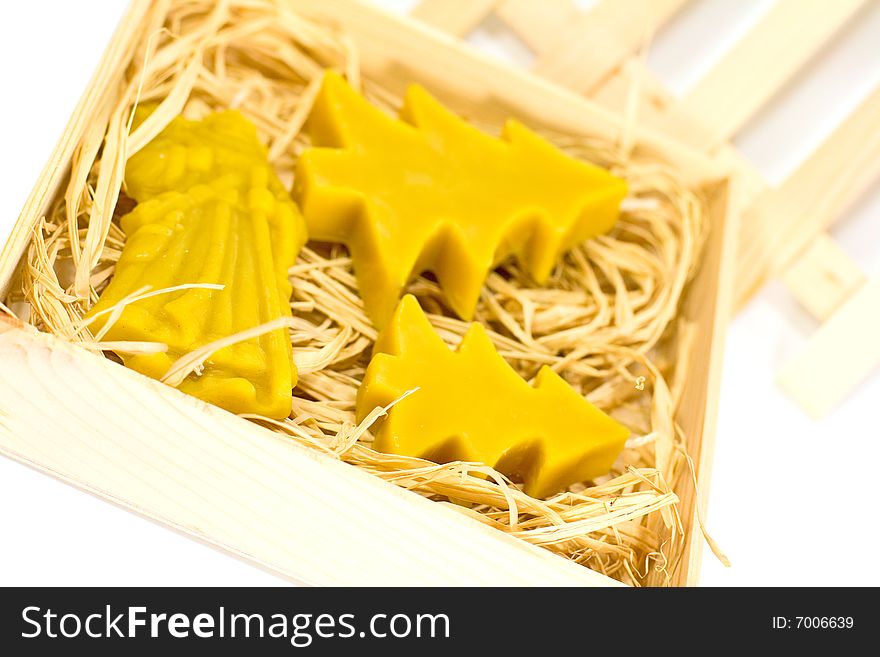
[0, 587, 870, 653]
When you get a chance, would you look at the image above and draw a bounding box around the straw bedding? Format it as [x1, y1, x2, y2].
[4, 0, 721, 585]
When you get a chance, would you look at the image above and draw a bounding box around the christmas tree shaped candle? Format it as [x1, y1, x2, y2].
[295, 71, 627, 327]
[357, 295, 629, 498]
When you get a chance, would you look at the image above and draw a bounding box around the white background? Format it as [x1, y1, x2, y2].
[0, 0, 878, 586]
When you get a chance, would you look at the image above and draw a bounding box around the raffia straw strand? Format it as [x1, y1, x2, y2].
[161, 316, 298, 386]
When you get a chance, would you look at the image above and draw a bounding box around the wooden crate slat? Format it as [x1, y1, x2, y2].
[588, 57, 869, 325]
[410, 0, 499, 37]
[494, 0, 581, 54]
[590, 59, 767, 204]
[0, 319, 613, 586]
[528, 0, 690, 95]
[710, 142, 769, 211]
[593, 18, 875, 321]
[667, 0, 867, 151]
[777, 277, 880, 419]
[578, 3, 877, 413]
[559, 31, 869, 320]
[590, 57, 675, 119]
[781, 234, 866, 322]
[414, 0, 688, 96]
[736, 84, 880, 308]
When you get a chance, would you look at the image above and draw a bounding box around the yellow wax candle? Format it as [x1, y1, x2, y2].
[357, 295, 630, 498]
[87, 111, 306, 419]
[295, 71, 627, 328]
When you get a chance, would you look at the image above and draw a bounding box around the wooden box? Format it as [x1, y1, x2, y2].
[0, 0, 735, 586]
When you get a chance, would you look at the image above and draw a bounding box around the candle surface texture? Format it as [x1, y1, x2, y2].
[88, 110, 306, 419]
[295, 71, 627, 327]
[356, 295, 630, 498]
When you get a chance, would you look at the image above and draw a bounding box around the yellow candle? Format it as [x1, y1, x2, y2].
[88, 111, 306, 419]
[357, 295, 629, 498]
[295, 71, 627, 328]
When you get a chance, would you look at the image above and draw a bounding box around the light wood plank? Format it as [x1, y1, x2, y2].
[669, 0, 866, 150]
[495, 0, 579, 54]
[667, 180, 737, 586]
[530, 0, 689, 95]
[411, 0, 499, 37]
[0, 319, 613, 586]
[736, 85, 880, 307]
[782, 234, 866, 321]
[590, 57, 676, 119]
[589, 54, 866, 315]
[710, 142, 769, 211]
[590, 58, 768, 206]
[777, 278, 880, 418]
